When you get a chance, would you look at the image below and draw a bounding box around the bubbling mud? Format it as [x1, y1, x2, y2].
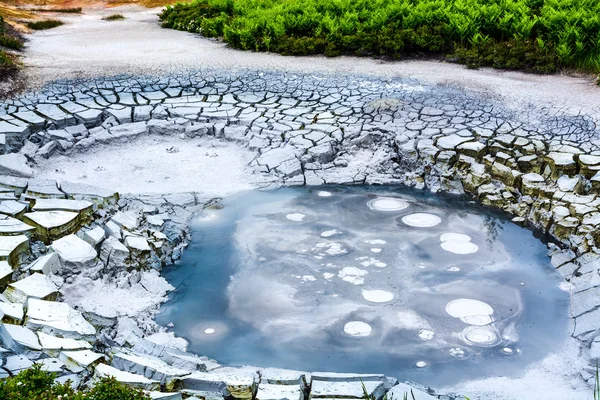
[344, 321, 373, 337]
[402, 213, 442, 227]
[445, 299, 495, 326]
[157, 186, 569, 387]
[362, 289, 395, 303]
[367, 197, 410, 212]
[440, 233, 479, 255]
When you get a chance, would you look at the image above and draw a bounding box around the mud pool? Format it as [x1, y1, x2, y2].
[156, 186, 569, 386]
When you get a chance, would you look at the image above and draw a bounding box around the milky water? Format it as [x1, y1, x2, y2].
[156, 186, 569, 386]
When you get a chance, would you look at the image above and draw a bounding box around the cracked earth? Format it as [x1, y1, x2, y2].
[0, 5, 598, 400]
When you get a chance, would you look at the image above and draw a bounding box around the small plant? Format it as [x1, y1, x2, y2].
[360, 379, 393, 400]
[401, 390, 416, 400]
[30, 7, 82, 13]
[27, 20, 64, 30]
[86, 376, 151, 400]
[0, 14, 25, 53]
[0, 35, 24, 50]
[594, 362, 600, 400]
[0, 364, 151, 399]
[360, 379, 372, 400]
[0, 50, 17, 70]
[0, 364, 76, 399]
[102, 14, 126, 21]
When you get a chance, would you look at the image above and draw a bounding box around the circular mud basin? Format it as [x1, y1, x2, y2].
[157, 186, 569, 386]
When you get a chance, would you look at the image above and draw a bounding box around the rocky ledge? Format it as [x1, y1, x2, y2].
[0, 70, 599, 398]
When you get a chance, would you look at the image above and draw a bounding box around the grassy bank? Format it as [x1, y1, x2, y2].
[159, 0, 600, 76]
[0, 364, 150, 400]
[0, 15, 23, 77]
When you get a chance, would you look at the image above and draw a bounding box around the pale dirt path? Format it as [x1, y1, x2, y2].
[22, 6, 600, 118]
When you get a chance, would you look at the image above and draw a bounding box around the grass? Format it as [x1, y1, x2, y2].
[0, 364, 151, 400]
[102, 14, 126, 21]
[159, 0, 600, 75]
[0, 17, 26, 49]
[595, 362, 600, 400]
[401, 392, 415, 400]
[29, 7, 82, 13]
[0, 5, 37, 21]
[0, 49, 17, 70]
[0, 34, 23, 50]
[27, 19, 63, 30]
[0, 15, 23, 75]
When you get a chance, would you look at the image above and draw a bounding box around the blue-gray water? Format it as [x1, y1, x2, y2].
[156, 186, 569, 386]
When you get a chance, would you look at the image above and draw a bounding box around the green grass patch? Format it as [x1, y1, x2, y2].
[0, 49, 16, 69]
[0, 364, 151, 400]
[102, 14, 126, 21]
[29, 7, 82, 13]
[159, 0, 600, 74]
[27, 19, 64, 30]
[0, 15, 24, 51]
[0, 34, 23, 50]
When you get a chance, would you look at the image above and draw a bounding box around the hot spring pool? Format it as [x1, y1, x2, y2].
[156, 186, 570, 386]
